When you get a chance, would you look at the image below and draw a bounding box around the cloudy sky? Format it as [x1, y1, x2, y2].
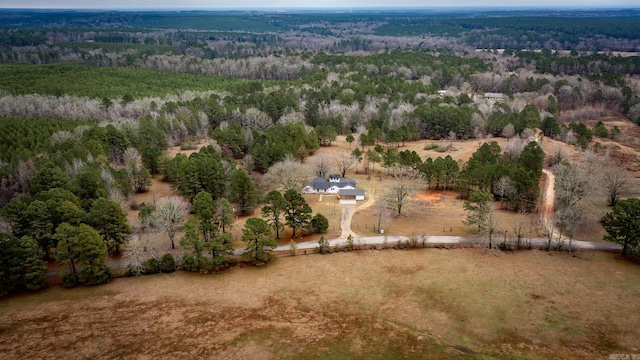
[1, 0, 638, 9]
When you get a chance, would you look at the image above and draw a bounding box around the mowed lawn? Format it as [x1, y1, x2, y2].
[1, 249, 639, 359]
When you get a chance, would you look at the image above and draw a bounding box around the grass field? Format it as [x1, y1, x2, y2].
[1, 249, 639, 359]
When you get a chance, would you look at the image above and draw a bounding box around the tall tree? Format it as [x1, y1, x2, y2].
[261, 190, 287, 239]
[179, 218, 210, 273]
[191, 191, 234, 266]
[30, 162, 68, 196]
[333, 152, 354, 178]
[87, 197, 131, 255]
[345, 134, 355, 149]
[463, 189, 498, 249]
[601, 198, 640, 256]
[0, 234, 48, 295]
[241, 217, 277, 266]
[383, 176, 419, 216]
[192, 191, 217, 243]
[53, 223, 111, 287]
[517, 141, 545, 178]
[154, 196, 189, 250]
[263, 155, 312, 191]
[284, 189, 312, 238]
[600, 162, 635, 206]
[215, 198, 234, 233]
[553, 163, 587, 247]
[313, 155, 330, 178]
[228, 168, 259, 216]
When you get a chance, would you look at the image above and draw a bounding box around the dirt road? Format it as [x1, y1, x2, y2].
[542, 168, 555, 223]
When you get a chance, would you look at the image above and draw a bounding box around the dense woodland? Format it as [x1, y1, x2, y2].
[1, 9, 640, 295]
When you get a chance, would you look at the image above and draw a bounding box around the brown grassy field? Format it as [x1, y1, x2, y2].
[2, 249, 639, 359]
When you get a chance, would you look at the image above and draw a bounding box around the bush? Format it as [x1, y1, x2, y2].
[180, 141, 196, 150]
[345, 234, 354, 251]
[124, 265, 140, 277]
[316, 236, 331, 254]
[498, 242, 512, 251]
[180, 253, 211, 273]
[424, 143, 439, 150]
[159, 253, 176, 273]
[142, 258, 160, 274]
[311, 213, 329, 233]
[61, 271, 77, 288]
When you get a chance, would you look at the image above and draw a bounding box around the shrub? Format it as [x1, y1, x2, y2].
[159, 253, 176, 273]
[142, 258, 160, 274]
[317, 236, 331, 254]
[180, 141, 196, 150]
[311, 213, 329, 233]
[345, 234, 354, 251]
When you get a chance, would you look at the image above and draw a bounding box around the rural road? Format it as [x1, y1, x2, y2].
[49, 235, 621, 276]
[266, 235, 622, 254]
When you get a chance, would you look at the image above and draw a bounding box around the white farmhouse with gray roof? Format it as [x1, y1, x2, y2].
[303, 174, 356, 194]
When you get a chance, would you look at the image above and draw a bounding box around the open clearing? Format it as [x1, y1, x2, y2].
[1, 249, 639, 359]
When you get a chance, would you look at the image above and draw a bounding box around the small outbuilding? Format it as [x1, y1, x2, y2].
[339, 189, 366, 204]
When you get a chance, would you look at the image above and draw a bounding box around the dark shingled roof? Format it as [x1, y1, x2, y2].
[333, 180, 356, 188]
[339, 189, 365, 196]
[311, 177, 330, 190]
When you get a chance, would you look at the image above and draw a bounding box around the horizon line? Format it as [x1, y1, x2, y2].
[2, 6, 639, 10]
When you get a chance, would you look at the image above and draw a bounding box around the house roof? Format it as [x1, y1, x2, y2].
[311, 177, 331, 189]
[306, 177, 357, 190]
[339, 189, 365, 196]
[332, 180, 355, 188]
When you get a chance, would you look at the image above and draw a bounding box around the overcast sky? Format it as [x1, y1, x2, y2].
[1, 0, 638, 9]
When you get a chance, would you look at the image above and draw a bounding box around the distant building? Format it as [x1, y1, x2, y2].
[484, 92, 507, 101]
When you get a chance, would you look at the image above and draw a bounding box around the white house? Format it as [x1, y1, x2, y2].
[302, 174, 356, 194]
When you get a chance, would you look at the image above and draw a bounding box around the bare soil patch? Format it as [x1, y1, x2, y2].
[2, 249, 639, 359]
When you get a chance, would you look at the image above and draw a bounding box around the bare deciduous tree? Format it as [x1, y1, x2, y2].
[503, 138, 525, 162]
[374, 198, 391, 233]
[242, 154, 255, 173]
[599, 162, 635, 206]
[123, 147, 141, 165]
[263, 154, 312, 191]
[333, 152, 354, 178]
[494, 176, 513, 209]
[553, 163, 587, 250]
[154, 196, 189, 250]
[471, 113, 487, 138]
[313, 155, 330, 178]
[501, 123, 516, 139]
[383, 176, 420, 216]
[540, 212, 556, 251]
[510, 212, 530, 250]
[124, 233, 146, 276]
